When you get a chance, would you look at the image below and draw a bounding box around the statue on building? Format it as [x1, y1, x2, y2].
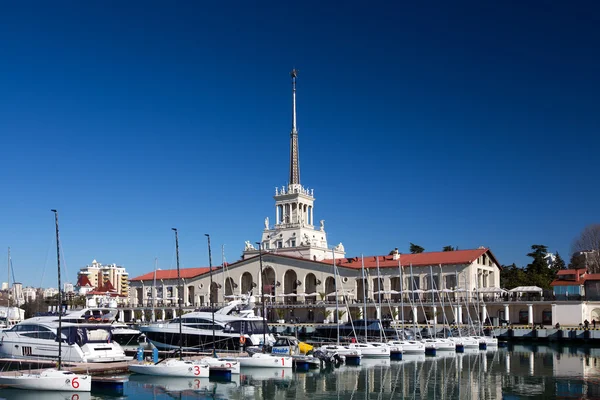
[334, 242, 345, 252]
[319, 220, 325, 231]
[244, 241, 256, 251]
[264, 217, 269, 229]
[303, 233, 310, 246]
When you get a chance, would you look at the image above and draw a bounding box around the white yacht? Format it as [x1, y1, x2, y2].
[0, 319, 131, 363]
[140, 298, 275, 351]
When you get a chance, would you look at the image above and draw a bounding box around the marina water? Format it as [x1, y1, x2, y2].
[1, 344, 600, 399]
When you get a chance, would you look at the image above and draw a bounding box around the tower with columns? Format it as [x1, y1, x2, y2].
[243, 70, 345, 261]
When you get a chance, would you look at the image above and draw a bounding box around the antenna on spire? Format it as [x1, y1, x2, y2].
[289, 69, 300, 186]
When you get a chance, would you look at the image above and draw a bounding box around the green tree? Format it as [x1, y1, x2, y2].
[410, 243, 425, 254]
[552, 252, 566, 272]
[442, 246, 456, 252]
[500, 263, 528, 289]
[525, 245, 554, 289]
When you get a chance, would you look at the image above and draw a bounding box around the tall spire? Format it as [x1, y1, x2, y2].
[289, 69, 300, 186]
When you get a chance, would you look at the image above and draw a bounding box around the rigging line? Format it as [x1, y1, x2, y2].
[39, 234, 54, 289]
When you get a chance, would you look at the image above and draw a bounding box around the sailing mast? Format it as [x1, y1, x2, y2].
[361, 255, 367, 342]
[256, 241, 267, 350]
[399, 258, 404, 339]
[152, 257, 158, 321]
[51, 209, 63, 370]
[376, 256, 382, 342]
[331, 248, 340, 345]
[205, 234, 216, 357]
[7, 247, 10, 313]
[172, 228, 183, 360]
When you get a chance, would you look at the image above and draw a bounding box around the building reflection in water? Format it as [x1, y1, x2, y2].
[125, 346, 600, 400]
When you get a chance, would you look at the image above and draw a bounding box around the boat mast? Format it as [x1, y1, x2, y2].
[398, 259, 405, 338]
[256, 242, 267, 351]
[152, 257, 158, 320]
[332, 248, 340, 345]
[361, 255, 367, 343]
[172, 228, 183, 360]
[51, 209, 62, 370]
[205, 234, 216, 357]
[376, 257, 382, 342]
[7, 247, 10, 312]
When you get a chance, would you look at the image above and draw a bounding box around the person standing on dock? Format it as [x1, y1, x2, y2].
[593, 319, 597, 329]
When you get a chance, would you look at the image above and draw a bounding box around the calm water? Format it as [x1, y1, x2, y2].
[2, 344, 600, 399]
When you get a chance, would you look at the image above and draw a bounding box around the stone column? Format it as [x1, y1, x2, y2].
[504, 304, 510, 324]
[151, 309, 155, 322]
[551, 303, 557, 327]
[118, 310, 124, 322]
[276, 205, 280, 225]
[310, 207, 313, 226]
[376, 306, 381, 320]
[412, 306, 418, 323]
[457, 305, 463, 324]
[528, 304, 534, 325]
[394, 306, 399, 321]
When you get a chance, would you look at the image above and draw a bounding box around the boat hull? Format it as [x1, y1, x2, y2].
[226, 353, 293, 368]
[128, 359, 210, 377]
[0, 369, 91, 392]
[201, 357, 241, 374]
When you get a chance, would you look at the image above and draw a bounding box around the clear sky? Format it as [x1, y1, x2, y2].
[0, 1, 598, 287]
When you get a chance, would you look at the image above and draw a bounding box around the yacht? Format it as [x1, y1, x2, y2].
[0, 319, 131, 363]
[140, 298, 275, 351]
[28, 307, 144, 351]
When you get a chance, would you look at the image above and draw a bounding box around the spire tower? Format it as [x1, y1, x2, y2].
[289, 69, 300, 187]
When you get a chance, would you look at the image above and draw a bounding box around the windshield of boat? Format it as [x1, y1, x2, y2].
[226, 320, 268, 335]
[170, 317, 225, 331]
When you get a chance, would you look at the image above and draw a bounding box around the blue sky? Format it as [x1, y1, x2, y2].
[0, 2, 598, 287]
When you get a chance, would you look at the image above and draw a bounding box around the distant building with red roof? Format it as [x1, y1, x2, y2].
[77, 259, 129, 298]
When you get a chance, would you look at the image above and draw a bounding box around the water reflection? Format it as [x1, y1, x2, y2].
[121, 346, 600, 399]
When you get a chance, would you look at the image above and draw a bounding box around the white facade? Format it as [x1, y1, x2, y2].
[77, 259, 129, 296]
[43, 287, 59, 298]
[22, 286, 37, 302]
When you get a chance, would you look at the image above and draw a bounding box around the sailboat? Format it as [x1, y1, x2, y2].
[0, 210, 91, 391]
[197, 234, 240, 374]
[347, 255, 390, 358]
[128, 228, 210, 377]
[316, 249, 362, 365]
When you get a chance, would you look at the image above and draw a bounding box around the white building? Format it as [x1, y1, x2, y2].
[43, 287, 59, 299]
[63, 283, 74, 293]
[22, 286, 37, 302]
[129, 71, 503, 325]
[77, 259, 129, 297]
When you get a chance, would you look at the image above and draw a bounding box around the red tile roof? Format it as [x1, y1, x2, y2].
[130, 267, 222, 282]
[556, 269, 587, 276]
[77, 275, 93, 287]
[331, 248, 496, 269]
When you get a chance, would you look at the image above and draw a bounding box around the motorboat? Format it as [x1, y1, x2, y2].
[0, 319, 131, 362]
[430, 338, 456, 352]
[140, 298, 275, 351]
[0, 369, 91, 392]
[26, 307, 144, 351]
[225, 352, 293, 368]
[128, 357, 210, 377]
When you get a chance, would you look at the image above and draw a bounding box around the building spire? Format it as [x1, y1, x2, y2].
[289, 69, 300, 187]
